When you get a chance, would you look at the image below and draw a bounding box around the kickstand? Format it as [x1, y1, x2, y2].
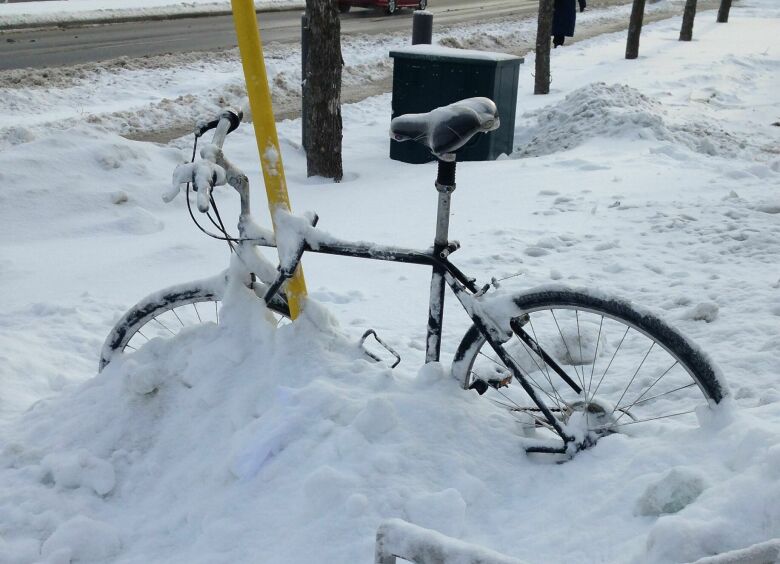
[360, 329, 401, 368]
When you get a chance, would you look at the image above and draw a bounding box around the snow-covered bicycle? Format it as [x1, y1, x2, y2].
[100, 99, 728, 455]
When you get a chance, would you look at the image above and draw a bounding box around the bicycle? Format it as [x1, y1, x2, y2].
[100, 98, 728, 455]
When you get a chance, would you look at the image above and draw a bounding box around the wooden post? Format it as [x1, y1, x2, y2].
[625, 0, 647, 59]
[679, 0, 697, 41]
[534, 0, 554, 94]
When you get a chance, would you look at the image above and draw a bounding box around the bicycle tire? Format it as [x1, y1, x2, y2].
[452, 287, 727, 444]
[99, 276, 290, 372]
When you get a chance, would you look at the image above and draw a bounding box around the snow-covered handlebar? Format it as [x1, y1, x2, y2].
[163, 109, 243, 212]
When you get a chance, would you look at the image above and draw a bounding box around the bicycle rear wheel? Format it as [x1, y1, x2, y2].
[452, 287, 727, 448]
[99, 276, 289, 372]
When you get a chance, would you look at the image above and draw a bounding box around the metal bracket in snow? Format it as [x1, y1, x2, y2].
[375, 519, 528, 564]
[360, 330, 401, 369]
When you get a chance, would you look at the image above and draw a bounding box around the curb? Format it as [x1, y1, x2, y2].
[0, 3, 306, 32]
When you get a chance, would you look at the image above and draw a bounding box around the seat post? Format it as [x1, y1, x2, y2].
[425, 157, 456, 364]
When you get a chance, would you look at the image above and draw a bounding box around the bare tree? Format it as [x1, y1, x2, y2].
[534, 0, 555, 94]
[303, 0, 343, 181]
[679, 0, 697, 41]
[625, 0, 646, 59]
[717, 0, 732, 22]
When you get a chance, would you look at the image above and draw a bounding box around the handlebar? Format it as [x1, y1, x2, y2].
[165, 108, 244, 211]
[194, 108, 243, 147]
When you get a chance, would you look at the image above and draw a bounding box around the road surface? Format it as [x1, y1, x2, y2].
[0, 0, 541, 70]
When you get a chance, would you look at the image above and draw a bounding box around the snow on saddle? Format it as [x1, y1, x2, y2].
[390, 97, 500, 160]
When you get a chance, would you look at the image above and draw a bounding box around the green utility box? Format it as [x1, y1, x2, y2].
[389, 45, 523, 164]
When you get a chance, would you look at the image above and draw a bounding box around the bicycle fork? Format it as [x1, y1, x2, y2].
[447, 277, 579, 453]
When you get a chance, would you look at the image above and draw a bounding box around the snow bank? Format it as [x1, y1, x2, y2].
[0, 0, 686, 148]
[0, 0, 303, 29]
[513, 82, 755, 159]
[0, 285, 540, 562]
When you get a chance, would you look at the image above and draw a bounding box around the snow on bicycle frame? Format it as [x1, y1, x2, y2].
[101, 99, 728, 457]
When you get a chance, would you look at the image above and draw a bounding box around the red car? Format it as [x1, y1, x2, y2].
[339, 0, 427, 15]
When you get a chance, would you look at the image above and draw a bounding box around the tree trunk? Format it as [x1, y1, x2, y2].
[534, 0, 554, 95]
[625, 0, 647, 59]
[717, 0, 732, 22]
[679, 0, 697, 41]
[303, 0, 343, 181]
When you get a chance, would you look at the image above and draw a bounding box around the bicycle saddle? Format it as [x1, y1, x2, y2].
[390, 97, 500, 158]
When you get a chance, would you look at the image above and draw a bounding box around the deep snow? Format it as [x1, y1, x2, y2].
[1, 1, 779, 563]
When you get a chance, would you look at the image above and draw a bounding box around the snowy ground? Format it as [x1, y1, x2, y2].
[0, 0, 690, 146]
[0, 0, 303, 29]
[1, 1, 780, 563]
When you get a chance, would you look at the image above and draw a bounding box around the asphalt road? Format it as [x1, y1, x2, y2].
[0, 0, 538, 70]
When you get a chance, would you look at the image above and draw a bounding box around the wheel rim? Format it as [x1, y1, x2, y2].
[119, 296, 224, 354]
[465, 304, 715, 444]
[119, 298, 290, 355]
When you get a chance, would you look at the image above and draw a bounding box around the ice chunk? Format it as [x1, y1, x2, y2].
[40, 450, 116, 496]
[635, 467, 707, 516]
[41, 516, 121, 561]
[352, 398, 398, 440]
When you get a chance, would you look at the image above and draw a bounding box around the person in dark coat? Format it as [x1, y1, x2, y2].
[552, 0, 586, 47]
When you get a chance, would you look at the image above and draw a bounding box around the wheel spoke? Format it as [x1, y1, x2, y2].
[136, 329, 150, 342]
[590, 325, 630, 399]
[593, 409, 697, 431]
[550, 310, 586, 391]
[611, 342, 655, 416]
[171, 308, 185, 327]
[586, 316, 604, 401]
[613, 360, 679, 422]
[193, 303, 202, 323]
[576, 310, 585, 387]
[152, 316, 176, 336]
[623, 381, 696, 408]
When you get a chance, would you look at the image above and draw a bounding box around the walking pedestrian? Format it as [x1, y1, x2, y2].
[552, 0, 586, 47]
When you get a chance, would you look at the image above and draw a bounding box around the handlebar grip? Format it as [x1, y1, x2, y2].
[194, 109, 243, 138]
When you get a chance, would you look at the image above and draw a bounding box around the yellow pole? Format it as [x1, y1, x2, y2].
[230, 0, 307, 319]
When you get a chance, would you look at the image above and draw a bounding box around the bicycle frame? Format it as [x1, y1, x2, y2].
[207, 115, 579, 452]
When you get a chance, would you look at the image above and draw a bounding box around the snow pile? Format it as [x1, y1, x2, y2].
[0, 286, 534, 562]
[513, 82, 751, 159]
[0, 0, 303, 29]
[1, 1, 780, 563]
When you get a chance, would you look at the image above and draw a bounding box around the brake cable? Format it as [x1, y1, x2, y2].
[183, 133, 243, 250]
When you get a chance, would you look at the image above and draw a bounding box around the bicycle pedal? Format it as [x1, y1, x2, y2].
[360, 329, 401, 369]
[469, 376, 512, 395]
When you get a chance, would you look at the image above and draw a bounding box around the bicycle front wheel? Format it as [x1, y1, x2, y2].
[452, 287, 727, 446]
[99, 275, 289, 372]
